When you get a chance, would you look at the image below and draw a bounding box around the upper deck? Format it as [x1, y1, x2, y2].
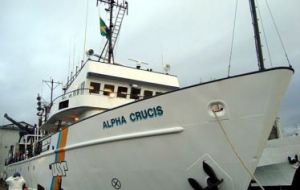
[43, 60, 179, 131]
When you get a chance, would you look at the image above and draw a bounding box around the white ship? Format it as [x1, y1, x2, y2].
[2, 0, 294, 190]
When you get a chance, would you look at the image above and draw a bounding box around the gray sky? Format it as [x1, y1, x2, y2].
[0, 0, 299, 128]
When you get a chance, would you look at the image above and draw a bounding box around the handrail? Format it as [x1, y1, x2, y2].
[64, 59, 89, 91]
[52, 87, 158, 105]
[52, 88, 91, 102]
[52, 88, 118, 103]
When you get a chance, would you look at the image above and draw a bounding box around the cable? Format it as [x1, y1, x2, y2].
[264, 0, 292, 67]
[227, 0, 239, 77]
[212, 111, 265, 190]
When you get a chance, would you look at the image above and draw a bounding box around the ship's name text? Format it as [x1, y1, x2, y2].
[103, 106, 163, 129]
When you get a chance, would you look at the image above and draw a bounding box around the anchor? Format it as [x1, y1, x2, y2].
[188, 161, 223, 190]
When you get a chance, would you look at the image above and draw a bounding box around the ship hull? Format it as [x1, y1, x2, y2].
[4, 67, 293, 190]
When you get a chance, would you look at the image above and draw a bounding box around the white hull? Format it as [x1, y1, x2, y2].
[4, 68, 293, 190]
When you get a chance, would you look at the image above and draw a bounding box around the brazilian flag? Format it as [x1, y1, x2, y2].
[100, 17, 110, 40]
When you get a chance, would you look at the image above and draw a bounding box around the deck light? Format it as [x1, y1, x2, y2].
[109, 92, 116, 98]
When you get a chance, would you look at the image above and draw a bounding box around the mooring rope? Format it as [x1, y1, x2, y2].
[212, 111, 265, 190]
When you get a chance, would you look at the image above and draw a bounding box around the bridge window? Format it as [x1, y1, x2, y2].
[156, 92, 163, 96]
[130, 87, 141, 100]
[89, 82, 100, 94]
[117, 86, 128, 98]
[59, 100, 69, 110]
[104, 84, 115, 96]
[144, 90, 153, 99]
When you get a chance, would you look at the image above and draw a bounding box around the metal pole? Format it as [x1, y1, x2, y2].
[249, 0, 265, 71]
[108, 0, 114, 63]
[50, 79, 54, 104]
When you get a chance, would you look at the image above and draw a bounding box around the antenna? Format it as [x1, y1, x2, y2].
[161, 53, 164, 70]
[163, 64, 171, 74]
[128, 58, 149, 65]
[128, 58, 150, 69]
[42, 79, 62, 107]
[42, 79, 62, 121]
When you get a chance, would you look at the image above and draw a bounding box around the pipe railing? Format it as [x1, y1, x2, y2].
[52, 87, 157, 105]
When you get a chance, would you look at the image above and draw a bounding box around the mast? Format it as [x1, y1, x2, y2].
[249, 0, 265, 71]
[108, 0, 114, 63]
[42, 79, 62, 107]
[40, 79, 61, 123]
[97, 0, 128, 64]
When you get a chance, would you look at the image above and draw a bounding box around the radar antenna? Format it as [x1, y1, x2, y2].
[128, 58, 150, 69]
[163, 64, 171, 74]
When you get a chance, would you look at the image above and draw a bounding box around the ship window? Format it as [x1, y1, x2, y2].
[104, 84, 115, 96]
[130, 87, 141, 100]
[89, 82, 100, 94]
[59, 100, 69, 110]
[156, 92, 163, 96]
[144, 90, 153, 99]
[117, 86, 128, 98]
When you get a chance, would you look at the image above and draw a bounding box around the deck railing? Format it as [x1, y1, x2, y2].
[52, 87, 157, 106]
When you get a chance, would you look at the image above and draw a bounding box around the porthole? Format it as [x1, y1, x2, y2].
[208, 101, 226, 117]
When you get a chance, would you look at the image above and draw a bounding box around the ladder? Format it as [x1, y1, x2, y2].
[100, 2, 128, 62]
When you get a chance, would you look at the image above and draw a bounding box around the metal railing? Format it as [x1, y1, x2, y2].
[52, 87, 158, 106]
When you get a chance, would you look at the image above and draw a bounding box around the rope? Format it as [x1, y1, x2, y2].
[256, 0, 273, 67]
[227, 0, 239, 77]
[212, 111, 265, 190]
[264, 0, 292, 67]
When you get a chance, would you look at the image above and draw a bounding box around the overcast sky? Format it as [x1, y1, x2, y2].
[0, 0, 299, 129]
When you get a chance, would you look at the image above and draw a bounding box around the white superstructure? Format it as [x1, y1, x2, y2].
[45, 60, 179, 131]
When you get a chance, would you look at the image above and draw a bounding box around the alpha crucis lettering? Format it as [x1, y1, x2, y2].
[103, 106, 163, 129]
